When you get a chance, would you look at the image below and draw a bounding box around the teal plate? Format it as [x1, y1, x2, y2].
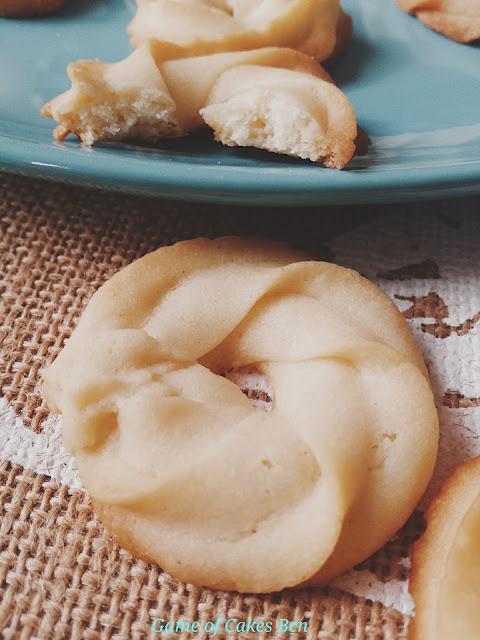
[1, 0, 480, 205]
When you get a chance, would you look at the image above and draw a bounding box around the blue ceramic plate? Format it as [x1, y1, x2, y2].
[1, 0, 480, 205]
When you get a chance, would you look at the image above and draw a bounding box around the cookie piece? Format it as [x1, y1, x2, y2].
[128, 0, 346, 63]
[322, 8, 353, 66]
[409, 456, 480, 640]
[200, 64, 356, 168]
[42, 237, 438, 593]
[40, 46, 181, 145]
[159, 46, 334, 133]
[41, 45, 360, 168]
[396, 0, 480, 42]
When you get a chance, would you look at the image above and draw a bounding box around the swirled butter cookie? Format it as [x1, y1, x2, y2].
[396, 0, 480, 42]
[128, 0, 349, 63]
[200, 63, 355, 167]
[42, 237, 438, 593]
[409, 456, 480, 640]
[41, 46, 358, 168]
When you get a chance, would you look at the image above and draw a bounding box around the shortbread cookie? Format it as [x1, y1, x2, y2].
[159, 47, 333, 132]
[41, 46, 359, 168]
[409, 456, 480, 640]
[396, 0, 480, 42]
[200, 64, 356, 168]
[128, 0, 348, 63]
[41, 46, 180, 146]
[42, 237, 438, 593]
[0, 0, 65, 16]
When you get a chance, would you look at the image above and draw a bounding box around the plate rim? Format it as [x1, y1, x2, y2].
[1, 0, 480, 206]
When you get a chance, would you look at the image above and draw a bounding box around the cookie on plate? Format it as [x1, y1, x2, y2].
[396, 0, 480, 42]
[42, 237, 438, 593]
[41, 45, 359, 168]
[409, 456, 480, 640]
[128, 0, 348, 64]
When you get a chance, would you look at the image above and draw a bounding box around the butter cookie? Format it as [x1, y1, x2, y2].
[43, 237, 438, 593]
[396, 0, 480, 42]
[41, 46, 358, 168]
[409, 456, 480, 640]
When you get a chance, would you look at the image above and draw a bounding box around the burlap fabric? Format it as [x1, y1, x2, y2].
[1, 170, 479, 639]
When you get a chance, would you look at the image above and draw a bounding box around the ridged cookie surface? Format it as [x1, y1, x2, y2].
[43, 237, 438, 593]
[129, 0, 347, 62]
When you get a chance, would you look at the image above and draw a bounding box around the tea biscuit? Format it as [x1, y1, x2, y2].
[396, 0, 480, 42]
[43, 237, 438, 593]
[41, 46, 358, 168]
[200, 63, 356, 168]
[409, 456, 480, 640]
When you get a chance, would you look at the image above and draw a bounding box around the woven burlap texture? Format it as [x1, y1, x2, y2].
[0, 171, 441, 639]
